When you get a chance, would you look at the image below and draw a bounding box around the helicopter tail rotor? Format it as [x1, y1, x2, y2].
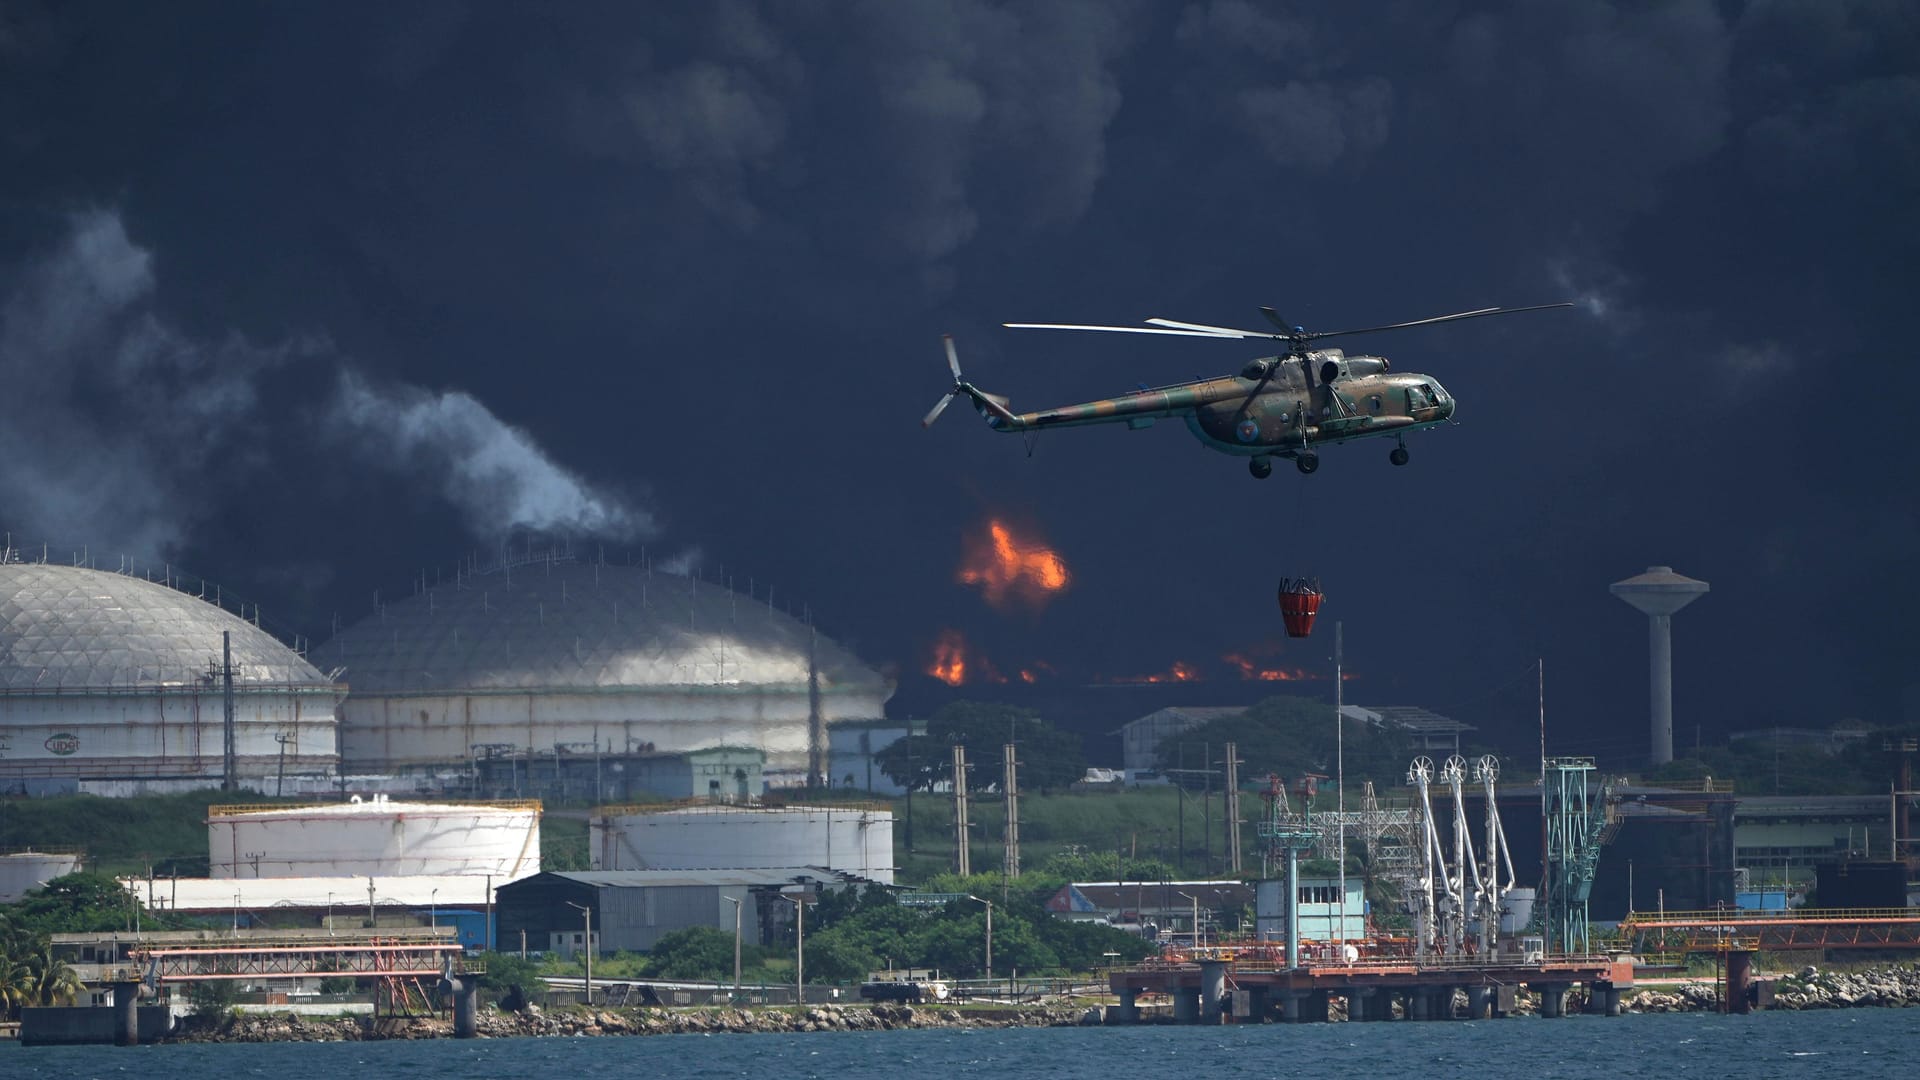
[923, 335, 1020, 429]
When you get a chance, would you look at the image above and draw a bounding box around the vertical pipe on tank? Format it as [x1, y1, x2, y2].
[1285, 843, 1300, 970]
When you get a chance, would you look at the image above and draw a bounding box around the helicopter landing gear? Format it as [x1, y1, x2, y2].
[1295, 452, 1320, 475]
[1390, 440, 1410, 467]
[1249, 456, 1273, 479]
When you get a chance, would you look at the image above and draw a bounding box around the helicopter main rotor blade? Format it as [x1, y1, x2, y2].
[1302, 302, 1573, 342]
[922, 392, 955, 428]
[1259, 307, 1299, 333]
[1003, 322, 1243, 338]
[1144, 318, 1282, 338]
[943, 334, 963, 380]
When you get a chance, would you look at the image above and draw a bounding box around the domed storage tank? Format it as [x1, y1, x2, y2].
[309, 557, 892, 787]
[590, 803, 894, 884]
[0, 562, 342, 794]
[208, 794, 541, 879]
[0, 850, 84, 903]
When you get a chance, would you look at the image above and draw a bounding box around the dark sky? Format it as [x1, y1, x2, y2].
[2, 1, 1915, 764]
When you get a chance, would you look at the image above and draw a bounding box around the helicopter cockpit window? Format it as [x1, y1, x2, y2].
[1367, 394, 1383, 414]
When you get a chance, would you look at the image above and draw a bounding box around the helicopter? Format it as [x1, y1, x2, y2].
[922, 302, 1571, 477]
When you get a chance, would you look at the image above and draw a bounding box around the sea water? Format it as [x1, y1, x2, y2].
[2, 1009, 1915, 1080]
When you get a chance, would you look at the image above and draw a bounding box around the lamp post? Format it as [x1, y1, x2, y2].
[431, 888, 439, 931]
[780, 893, 806, 1006]
[1177, 891, 1200, 948]
[326, 892, 334, 937]
[966, 895, 993, 986]
[722, 894, 744, 998]
[564, 900, 593, 1005]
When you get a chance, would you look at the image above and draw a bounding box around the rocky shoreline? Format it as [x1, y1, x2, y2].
[166, 964, 1920, 1042]
[169, 1002, 1096, 1043]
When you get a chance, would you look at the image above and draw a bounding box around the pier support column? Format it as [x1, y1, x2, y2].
[1199, 961, 1229, 1024]
[1245, 986, 1271, 1022]
[440, 971, 480, 1038]
[111, 981, 141, 1047]
[1464, 986, 1490, 1020]
[1305, 990, 1330, 1023]
[1409, 989, 1431, 1021]
[1108, 988, 1139, 1024]
[1537, 984, 1567, 1018]
[1173, 988, 1199, 1024]
[1726, 952, 1752, 1015]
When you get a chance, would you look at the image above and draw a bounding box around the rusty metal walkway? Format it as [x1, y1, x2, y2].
[1622, 907, 1920, 953]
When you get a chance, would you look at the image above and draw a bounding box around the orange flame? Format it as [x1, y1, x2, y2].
[925, 629, 1009, 686]
[1112, 660, 1203, 684]
[958, 520, 1070, 610]
[928, 629, 967, 686]
[1223, 653, 1314, 681]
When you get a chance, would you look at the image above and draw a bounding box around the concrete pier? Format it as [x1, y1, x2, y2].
[439, 970, 480, 1038]
[111, 981, 140, 1046]
[1106, 954, 1629, 1025]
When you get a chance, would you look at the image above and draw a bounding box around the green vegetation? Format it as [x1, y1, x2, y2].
[1640, 719, 1919, 795]
[879, 701, 1087, 794]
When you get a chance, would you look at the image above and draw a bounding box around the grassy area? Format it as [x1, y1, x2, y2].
[891, 785, 1291, 883]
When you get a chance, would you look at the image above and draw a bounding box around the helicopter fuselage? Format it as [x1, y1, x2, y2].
[984, 348, 1455, 461]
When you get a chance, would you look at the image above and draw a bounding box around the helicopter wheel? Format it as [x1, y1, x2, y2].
[1249, 456, 1273, 480]
[1295, 453, 1319, 475]
[1390, 445, 1410, 467]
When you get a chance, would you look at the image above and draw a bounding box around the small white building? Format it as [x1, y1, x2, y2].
[1255, 875, 1366, 945]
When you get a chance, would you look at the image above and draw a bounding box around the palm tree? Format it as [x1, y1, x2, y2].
[25, 940, 84, 1006]
[0, 955, 33, 1018]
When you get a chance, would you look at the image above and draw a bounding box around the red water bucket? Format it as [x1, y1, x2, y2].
[1277, 579, 1322, 638]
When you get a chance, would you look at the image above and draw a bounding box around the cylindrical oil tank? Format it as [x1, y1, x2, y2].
[0, 850, 84, 903]
[590, 803, 894, 884]
[1500, 886, 1537, 935]
[208, 794, 541, 879]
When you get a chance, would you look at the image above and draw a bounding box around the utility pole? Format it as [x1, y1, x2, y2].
[1334, 621, 1345, 936]
[723, 895, 743, 998]
[1003, 743, 1020, 880]
[806, 623, 825, 789]
[952, 745, 971, 877]
[221, 631, 236, 792]
[565, 901, 593, 1004]
[1225, 742, 1242, 874]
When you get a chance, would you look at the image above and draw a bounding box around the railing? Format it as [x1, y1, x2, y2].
[1622, 906, 1920, 925]
[207, 798, 542, 816]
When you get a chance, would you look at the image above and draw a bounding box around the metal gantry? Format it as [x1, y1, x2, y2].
[1543, 757, 1612, 956]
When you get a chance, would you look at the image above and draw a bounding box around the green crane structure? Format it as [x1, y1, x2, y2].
[1542, 756, 1615, 955]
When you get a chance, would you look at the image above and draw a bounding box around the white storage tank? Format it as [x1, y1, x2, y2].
[0, 850, 84, 902]
[208, 794, 541, 880]
[591, 803, 894, 884]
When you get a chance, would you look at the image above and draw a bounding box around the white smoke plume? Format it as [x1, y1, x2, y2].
[0, 209, 654, 558]
[329, 372, 654, 540]
[0, 210, 301, 558]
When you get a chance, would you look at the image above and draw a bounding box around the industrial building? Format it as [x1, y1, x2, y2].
[590, 802, 896, 885]
[0, 562, 342, 795]
[1254, 876, 1366, 945]
[309, 556, 893, 791]
[495, 867, 859, 956]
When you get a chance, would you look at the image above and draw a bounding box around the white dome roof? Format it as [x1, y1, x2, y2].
[310, 560, 888, 696]
[0, 563, 330, 690]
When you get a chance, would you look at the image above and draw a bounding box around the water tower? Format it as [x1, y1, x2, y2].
[1610, 566, 1709, 766]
